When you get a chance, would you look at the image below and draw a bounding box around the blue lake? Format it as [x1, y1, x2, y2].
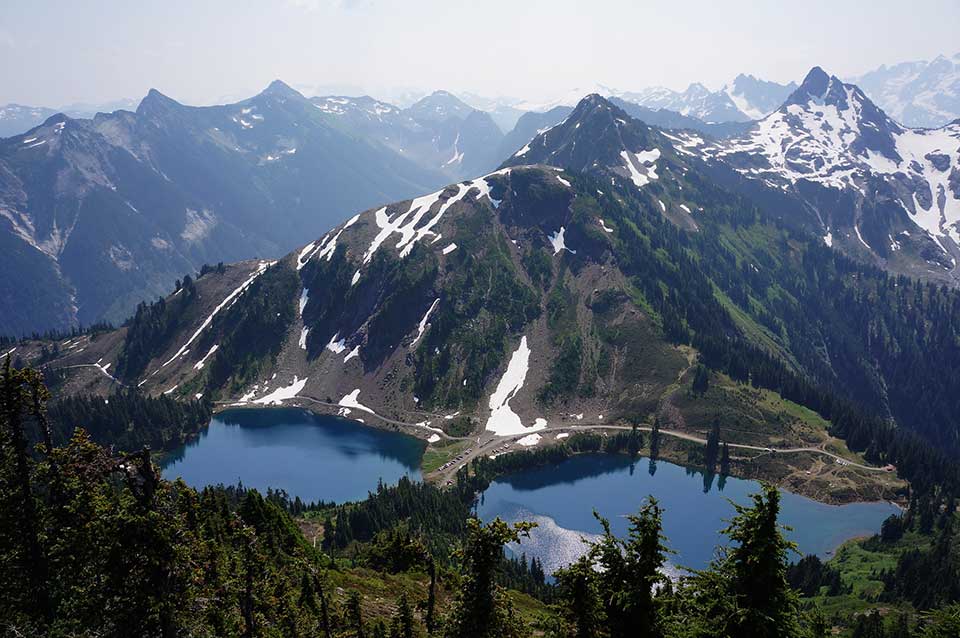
[162, 409, 898, 576]
[477, 454, 900, 576]
[161, 408, 425, 504]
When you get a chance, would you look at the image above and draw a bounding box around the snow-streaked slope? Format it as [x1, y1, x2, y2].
[684, 67, 960, 265]
[850, 53, 960, 128]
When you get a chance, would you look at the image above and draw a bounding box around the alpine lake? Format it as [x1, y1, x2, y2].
[162, 408, 899, 573]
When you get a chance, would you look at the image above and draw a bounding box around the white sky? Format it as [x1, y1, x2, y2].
[1, 0, 957, 107]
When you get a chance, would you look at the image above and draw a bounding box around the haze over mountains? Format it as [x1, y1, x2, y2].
[3, 55, 960, 337]
[38, 91, 960, 459]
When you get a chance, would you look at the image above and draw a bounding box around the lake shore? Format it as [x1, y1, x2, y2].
[210, 398, 909, 508]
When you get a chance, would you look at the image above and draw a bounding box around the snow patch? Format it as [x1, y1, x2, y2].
[326, 333, 347, 354]
[254, 376, 307, 405]
[193, 344, 219, 370]
[299, 288, 309, 315]
[339, 389, 375, 414]
[485, 336, 547, 436]
[517, 433, 542, 447]
[548, 227, 576, 255]
[410, 298, 440, 348]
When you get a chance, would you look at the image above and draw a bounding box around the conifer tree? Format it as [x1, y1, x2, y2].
[443, 518, 534, 638]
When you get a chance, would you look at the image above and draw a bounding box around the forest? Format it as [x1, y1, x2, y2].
[3, 362, 960, 637]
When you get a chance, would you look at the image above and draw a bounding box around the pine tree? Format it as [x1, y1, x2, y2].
[443, 518, 534, 638]
[722, 486, 801, 638]
[591, 498, 671, 638]
[554, 554, 602, 638]
[349, 590, 365, 638]
[395, 593, 415, 638]
[692, 364, 710, 395]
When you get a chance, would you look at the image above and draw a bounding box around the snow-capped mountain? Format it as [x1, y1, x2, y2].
[452, 92, 526, 132]
[34, 95, 960, 461]
[0, 81, 450, 335]
[723, 74, 797, 120]
[312, 91, 505, 181]
[619, 83, 751, 123]
[850, 53, 960, 128]
[680, 67, 960, 281]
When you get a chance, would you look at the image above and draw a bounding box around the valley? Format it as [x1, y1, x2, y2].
[4, 25, 960, 632]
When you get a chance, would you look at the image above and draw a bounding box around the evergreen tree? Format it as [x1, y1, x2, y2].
[721, 486, 801, 638]
[704, 417, 721, 470]
[590, 498, 670, 638]
[443, 518, 534, 638]
[692, 364, 710, 395]
[554, 554, 602, 638]
[349, 590, 366, 638]
[395, 592, 415, 638]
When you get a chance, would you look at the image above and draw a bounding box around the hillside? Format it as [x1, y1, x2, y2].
[0, 81, 449, 336]
[9, 97, 956, 510]
[675, 67, 960, 285]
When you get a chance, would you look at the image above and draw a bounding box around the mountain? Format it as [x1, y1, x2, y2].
[616, 76, 796, 124]
[0, 99, 141, 138]
[455, 92, 526, 132]
[404, 90, 476, 122]
[496, 106, 573, 160]
[312, 91, 505, 181]
[0, 81, 449, 336]
[609, 97, 752, 138]
[723, 73, 798, 120]
[850, 53, 960, 128]
[0, 104, 59, 138]
[619, 83, 752, 123]
[680, 67, 960, 284]
[30, 96, 960, 459]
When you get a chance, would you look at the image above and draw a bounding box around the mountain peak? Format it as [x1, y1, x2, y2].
[137, 88, 181, 114]
[261, 79, 303, 100]
[41, 112, 70, 127]
[800, 66, 831, 94]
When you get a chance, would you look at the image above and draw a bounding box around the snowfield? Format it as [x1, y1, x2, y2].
[253, 376, 308, 405]
[339, 389, 375, 414]
[485, 336, 548, 436]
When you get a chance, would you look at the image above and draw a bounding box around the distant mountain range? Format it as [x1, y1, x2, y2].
[0, 81, 452, 335]
[679, 67, 960, 284]
[32, 93, 960, 456]
[849, 53, 960, 128]
[0, 99, 139, 138]
[4, 57, 960, 336]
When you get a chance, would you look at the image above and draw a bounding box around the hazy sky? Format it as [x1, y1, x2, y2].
[1, 0, 958, 107]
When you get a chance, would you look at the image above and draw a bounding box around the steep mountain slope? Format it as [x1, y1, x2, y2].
[31, 97, 960, 461]
[0, 81, 448, 335]
[496, 106, 574, 160]
[678, 67, 960, 284]
[851, 53, 960, 128]
[312, 90, 505, 181]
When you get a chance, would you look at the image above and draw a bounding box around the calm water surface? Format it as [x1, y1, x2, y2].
[163, 409, 898, 575]
[161, 408, 425, 504]
[477, 454, 900, 575]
